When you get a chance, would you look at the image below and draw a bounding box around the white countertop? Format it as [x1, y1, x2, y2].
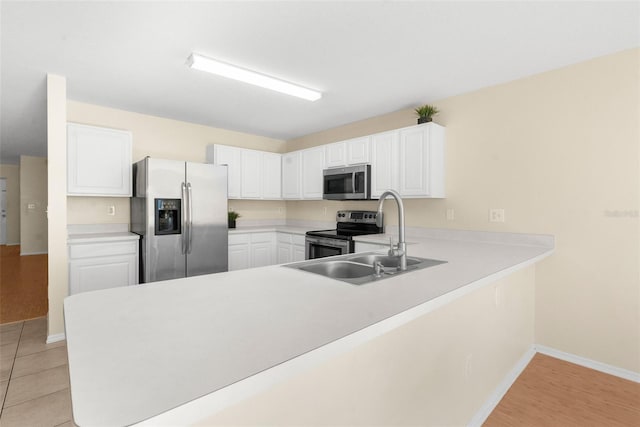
[64, 229, 553, 426]
[228, 225, 310, 235]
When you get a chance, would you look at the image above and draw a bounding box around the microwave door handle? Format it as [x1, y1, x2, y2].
[181, 182, 187, 255]
[352, 172, 356, 194]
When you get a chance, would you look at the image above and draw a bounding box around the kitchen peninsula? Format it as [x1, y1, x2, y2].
[64, 228, 553, 426]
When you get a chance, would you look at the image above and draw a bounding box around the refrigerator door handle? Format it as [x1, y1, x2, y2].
[187, 182, 193, 254]
[181, 182, 188, 255]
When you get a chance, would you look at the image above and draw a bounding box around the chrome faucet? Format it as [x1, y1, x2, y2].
[376, 189, 407, 271]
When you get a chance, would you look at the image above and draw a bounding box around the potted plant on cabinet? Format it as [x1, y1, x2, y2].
[414, 104, 439, 124]
[228, 211, 240, 229]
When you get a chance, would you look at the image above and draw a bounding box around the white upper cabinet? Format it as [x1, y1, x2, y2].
[240, 149, 262, 199]
[282, 152, 302, 199]
[261, 152, 282, 199]
[324, 137, 370, 169]
[207, 145, 242, 198]
[371, 130, 399, 198]
[324, 141, 347, 168]
[398, 123, 445, 198]
[207, 145, 282, 200]
[371, 123, 445, 198]
[301, 146, 325, 199]
[346, 136, 370, 165]
[67, 123, 132, 196]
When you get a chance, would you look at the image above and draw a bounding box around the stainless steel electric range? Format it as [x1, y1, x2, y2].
[305, 210, 384, 260]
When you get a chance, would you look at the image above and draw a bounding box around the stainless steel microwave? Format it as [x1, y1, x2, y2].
[323, 164, 371, 200]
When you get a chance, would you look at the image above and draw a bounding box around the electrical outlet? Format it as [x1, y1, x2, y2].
[323, 206, 327, 216]
[446, 208, 455, 221]
[489, 208, 505, 223]
[107, 205, 116, 216]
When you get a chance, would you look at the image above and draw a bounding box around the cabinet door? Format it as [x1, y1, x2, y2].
[324, 142, 347, 168]
[302, 147, 325, 199]
[251, 242, 273, 268]
[228, 243, 250, 271]
[346, 136, 370, 165]
[277, 243, 293, 264]
[241, 149, 262, 199]
[399, 125, 444, 197]
[67, 123, 132, 196]
[293, 245, 306, 262]
[262, 152, 282, 199]
[69, 254, 137, 295]
[282, 152, 302, 199]
[210, 145, 242, 199]
[371, 130, 399, 198]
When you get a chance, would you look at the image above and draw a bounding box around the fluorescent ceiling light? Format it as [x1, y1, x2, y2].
[187, 53, 322, 102]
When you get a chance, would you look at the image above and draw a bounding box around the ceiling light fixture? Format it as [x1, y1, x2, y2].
[187, 53, 322, 102]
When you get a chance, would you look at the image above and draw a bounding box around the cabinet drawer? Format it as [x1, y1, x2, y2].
[229, 233, 250, 245]
[69, 241, 137, 259]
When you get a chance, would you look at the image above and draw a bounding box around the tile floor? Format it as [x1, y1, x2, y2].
[0, 317, 75, 427]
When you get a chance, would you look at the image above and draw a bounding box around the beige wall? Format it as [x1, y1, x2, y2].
[47, 74, 68, 338]
[65, 101, 287, 225]
[286, 48, 640, 373]
[0, 164, 20, 245]
[203, 266, 535, 426]
[19, 156, 48, 254]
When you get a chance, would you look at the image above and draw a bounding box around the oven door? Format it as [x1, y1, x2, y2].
[305, 236, 351, 260]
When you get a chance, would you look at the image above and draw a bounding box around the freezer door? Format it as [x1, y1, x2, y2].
[145, 158, 187, 282]
[185, 162, 228, 276]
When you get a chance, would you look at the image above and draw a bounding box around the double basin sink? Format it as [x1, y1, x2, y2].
[285, 252, 446, 285]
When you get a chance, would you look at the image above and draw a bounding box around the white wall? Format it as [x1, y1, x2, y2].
[47, 74, 68, 339]
[19, 156, 48, 254]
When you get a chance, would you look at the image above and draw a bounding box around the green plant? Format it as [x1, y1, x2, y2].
[228, 211, 240, 221]
[414, 104, 439, 119]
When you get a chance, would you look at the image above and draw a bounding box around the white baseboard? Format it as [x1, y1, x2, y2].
[46, 333, 65, 344]
[20, 250, 48, 256]
[467, 346, 537, 427]
[535, 344, 640, 383]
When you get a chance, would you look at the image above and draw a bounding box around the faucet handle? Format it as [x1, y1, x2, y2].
[373, 261, 384, 277]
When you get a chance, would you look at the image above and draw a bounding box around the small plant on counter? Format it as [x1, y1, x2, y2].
[228, 211, 240, 229]
[414, 104, 439, 124]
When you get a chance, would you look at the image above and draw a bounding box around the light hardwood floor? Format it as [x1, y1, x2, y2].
[0, 245, 48, 324]
[484, 353, 640, 426]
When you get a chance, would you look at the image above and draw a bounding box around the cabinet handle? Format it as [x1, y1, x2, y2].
[187, 183, 193, 254]
[181, 182, 187, 255]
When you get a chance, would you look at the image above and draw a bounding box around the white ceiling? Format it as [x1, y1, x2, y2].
[1, 1, 638, 164]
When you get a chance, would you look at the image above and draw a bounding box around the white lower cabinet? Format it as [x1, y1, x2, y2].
[68, 239, 138, 295]
[228, 234, 251, 271]
[230, 231, 305, 271]
[276, 233, 306, 264]
[228, 232, 277, 271]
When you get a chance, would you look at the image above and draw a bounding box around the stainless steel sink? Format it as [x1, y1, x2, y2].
[298, 261, 374, 279]
[284, 252, 446, 285]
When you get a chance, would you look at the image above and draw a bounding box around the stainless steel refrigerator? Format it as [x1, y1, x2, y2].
[131, 157, 228, 283]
